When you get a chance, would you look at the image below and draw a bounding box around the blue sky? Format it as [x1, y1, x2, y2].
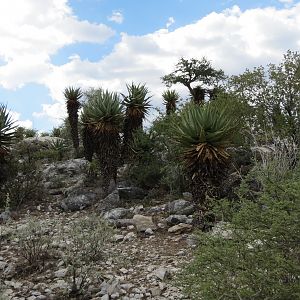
[0, 0, 299, 132]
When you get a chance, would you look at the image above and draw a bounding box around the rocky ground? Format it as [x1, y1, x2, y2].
[0, 159, 198, 300]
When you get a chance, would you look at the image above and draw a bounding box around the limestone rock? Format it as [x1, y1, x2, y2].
[166, 199, 194, 216]
[168, 223, 193, 234]
[103, 208, 133, 220]
[61, 193, 97, 211]
[166, 214, 191, 225]
[132, 215, 156, 232]
[118, 187, 147, 200]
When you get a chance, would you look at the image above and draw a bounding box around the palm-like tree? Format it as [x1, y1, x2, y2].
[173, 102, 237, 222]
[64, 87, 83, 157]
[121, 83, 151, 159]
[81, 89, 123, 194]
[162, 90, 179, 115]
[0, 104, 17, 184]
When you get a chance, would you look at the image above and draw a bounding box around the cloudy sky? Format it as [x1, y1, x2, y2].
[0, 0, 299, 131]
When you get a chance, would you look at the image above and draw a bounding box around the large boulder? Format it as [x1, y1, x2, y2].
[166, 215, 192, 225]
[165, 199, 194, 216]
[132, 214, 156, 232]
[103, 208, 133, 220]
[60, 193, 97, 211]
[118, 187, 148, 200]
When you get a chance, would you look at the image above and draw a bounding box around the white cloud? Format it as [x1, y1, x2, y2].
[1, 2, 300, 128]
[0, 0, 114, 89]
[278, 0, 293, 4]
[108, 11, 124, 24]
[166, 17, 175, 28]
[10, 111, 33, 129]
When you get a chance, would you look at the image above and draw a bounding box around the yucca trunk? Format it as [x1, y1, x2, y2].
[122, 111, 143, 160]
[81, 126, 94, 162]
[68, 106, 80, 157]
[94, 131, 120, 195]
[166, 101, 176, 115]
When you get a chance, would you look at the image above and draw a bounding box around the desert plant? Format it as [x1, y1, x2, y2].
[48, 138, 69, 161]
[81, 89, 123, 194]
[173, 102, 238, 222]
[121, 82, 152, 159]
[15, 218, 53, 266]
[179, 162, 300, 300]
[0, 158, 45, 208]
[60, 215, 113, 297]
[162, 89, 179, 115]
[0, 104, 17, 186]
[64, 86, 83, 157]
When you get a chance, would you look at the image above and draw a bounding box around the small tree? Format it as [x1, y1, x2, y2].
[162, 57, 225, 104]
[162, 89, 179, 115]
[173, 102, 237, 223]
[64, 86, 83, 157]
[121, 83, 151, 159]
[81, 89, 123, 194]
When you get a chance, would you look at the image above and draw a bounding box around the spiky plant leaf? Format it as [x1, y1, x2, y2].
[162, 90, 179, 115]
[174, 102, 237, 179]
[122, 83, 152, 160]
[0, 104, 17, 157]
[122, 83, 152, 119]
[81, 88, 123, 193]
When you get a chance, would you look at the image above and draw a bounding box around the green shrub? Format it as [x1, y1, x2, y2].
[179, 165, 300, 299]
[15, 218, 54, 266]
[59, 215, 114, 296]
[0, 159, 45, 209]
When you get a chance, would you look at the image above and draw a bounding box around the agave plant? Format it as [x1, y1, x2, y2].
[81, 89, 123, 194]
[64, 86, 83, 157]
[173, 102, 237, 220]
[162, 90, 179, 115]
[121, 83, 152, 159]
[49, 138, 68, 161]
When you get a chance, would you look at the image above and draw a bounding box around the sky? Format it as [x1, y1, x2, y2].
[0, 0, 299, 132]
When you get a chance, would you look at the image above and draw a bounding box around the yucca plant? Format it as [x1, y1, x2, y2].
[173, 102, 237, 222]
[64, 86, 83, 157]
[0, 104, 17, 158]
[81, 89, 123, 194]
[0, 104, 17, 184]
[162, 90, 179, 115]
[121, 83, 152, 159]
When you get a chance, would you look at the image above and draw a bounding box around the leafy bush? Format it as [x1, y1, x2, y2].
[59, 215, 114, 296]
[15, 218, 53, 266]
[0, 159, 45, 209]
[179, 161, 300, 299]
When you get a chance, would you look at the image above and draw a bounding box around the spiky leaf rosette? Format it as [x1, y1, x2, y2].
[81, 89, 123, 193]
[162, 90, 179, 115]
[64, 86, 83, 155]
[174, 102, 237, 180]
[122, 83, 152, 159]
[0, 104, 17, 158]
